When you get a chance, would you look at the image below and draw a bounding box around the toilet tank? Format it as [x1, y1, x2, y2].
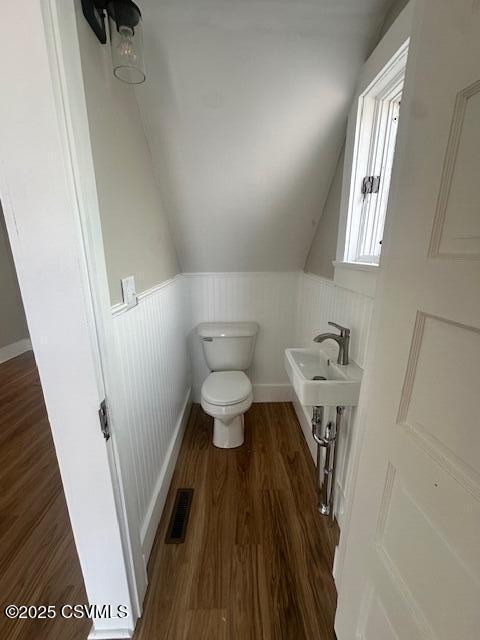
[198, 322, 259, 371]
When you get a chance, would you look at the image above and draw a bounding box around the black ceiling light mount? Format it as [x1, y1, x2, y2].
[81, 0, 146, 84]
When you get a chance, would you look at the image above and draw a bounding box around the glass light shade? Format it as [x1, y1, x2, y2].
[107, 1, 146, 84]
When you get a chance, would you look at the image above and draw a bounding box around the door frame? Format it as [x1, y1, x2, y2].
[332, 1, 415, 589]
[41, 0, 148, 615]
[42, 0, 148, 618]
[335, 0, 480, 635]
[0, 0, 143, 636]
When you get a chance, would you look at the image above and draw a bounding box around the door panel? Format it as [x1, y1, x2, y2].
[359, 586, 400, 640]
[430, 80, 480, 260]
[377, 468, 478, 639]
[398, 312, 480, 494]
[335, 1, 480, 638]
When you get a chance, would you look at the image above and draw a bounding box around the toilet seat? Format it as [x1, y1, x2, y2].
[201, 371, 252, 406]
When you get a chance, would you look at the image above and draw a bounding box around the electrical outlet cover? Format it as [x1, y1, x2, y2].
[121, 276, 138, 309]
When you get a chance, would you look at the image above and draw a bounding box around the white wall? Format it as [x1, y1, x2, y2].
[71, 0, 194, 612]
[75, 0, 179, 304]
[183, 269, 374, 527]
[187, 272, 298, 402]
[0, 1, 135, 636]
[110, 267, 374, 539]
[298, 8, 413, 529]
[335, 1, 414, 268]
[111, 276, 191, 560]
[295, 273, 374, 369]
[305, 3, 413, 286]
[379, 0, 410, 37]
[305, 148, 345, 280]
[136, 0, 395, 274]
[294, 272, 374, 526]
[1, 7, 406, 638]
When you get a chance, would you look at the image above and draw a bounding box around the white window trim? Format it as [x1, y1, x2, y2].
[332, 260, 378, 273]
[343, 45, 407, 265]
[334, 6, 413, 297]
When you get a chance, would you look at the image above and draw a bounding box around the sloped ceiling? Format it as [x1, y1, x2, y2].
[136, 0, 393, 272]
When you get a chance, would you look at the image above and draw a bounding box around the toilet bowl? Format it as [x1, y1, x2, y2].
[201, 371, 253, 448]
[197, 321, 258, 449]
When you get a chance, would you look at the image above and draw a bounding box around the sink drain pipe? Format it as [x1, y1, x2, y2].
[312, 405, 344, 519]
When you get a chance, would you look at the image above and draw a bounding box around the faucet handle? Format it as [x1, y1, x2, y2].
[328, 321, 350, 337]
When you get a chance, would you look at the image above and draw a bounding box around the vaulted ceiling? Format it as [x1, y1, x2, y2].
[136, 0, 394, 272]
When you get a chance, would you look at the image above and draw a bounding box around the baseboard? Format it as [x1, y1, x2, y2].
[88, 627, 133, 639]
[140, 387, 192, 561]
[0, 338, 32, 364]
[252, 383, 292, 402]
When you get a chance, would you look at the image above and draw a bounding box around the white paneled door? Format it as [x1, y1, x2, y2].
[335, 1, 480, 639]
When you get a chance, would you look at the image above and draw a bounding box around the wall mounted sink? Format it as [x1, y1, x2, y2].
[284, 348, 362, 407]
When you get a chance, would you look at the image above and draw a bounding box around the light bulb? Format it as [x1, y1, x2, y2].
[108, 1, 146, 84]
[116, 25, 138, 65]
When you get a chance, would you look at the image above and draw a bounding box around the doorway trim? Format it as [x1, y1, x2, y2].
[331, 1, 415, 591]
[40, 0, 148, 617]
[0, 0, 142, 637]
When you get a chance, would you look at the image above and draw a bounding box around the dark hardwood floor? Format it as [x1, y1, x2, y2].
[0, 357, 338, 639]
[0, 351, 89, 640]
[134, 402, 339, 640]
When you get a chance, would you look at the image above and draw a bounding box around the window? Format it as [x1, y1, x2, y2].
[343, 42, 408, 266]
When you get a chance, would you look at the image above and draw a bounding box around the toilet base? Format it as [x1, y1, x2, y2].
[213, 414, 244, 449]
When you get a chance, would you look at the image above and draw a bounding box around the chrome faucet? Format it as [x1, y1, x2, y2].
[313, 322, 350, 365]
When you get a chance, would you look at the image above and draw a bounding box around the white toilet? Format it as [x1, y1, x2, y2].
[198, 321, 259, 448]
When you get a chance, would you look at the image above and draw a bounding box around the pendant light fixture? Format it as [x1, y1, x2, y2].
[81, 0, 146, 85]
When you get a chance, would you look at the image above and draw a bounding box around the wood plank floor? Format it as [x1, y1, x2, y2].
[134, 402, 339, 640]
[0, 352, 89, 640]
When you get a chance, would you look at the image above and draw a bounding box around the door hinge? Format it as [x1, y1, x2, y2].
[99, 399, 110, 441]
[361, 175, 381, 196]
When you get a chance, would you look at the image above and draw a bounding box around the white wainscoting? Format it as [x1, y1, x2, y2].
[109, 270, 374, 552]
[294, 272, 374, 527]
[185, 272, 299, 403]
[112, 275, 192, 560]
[296, 272, 374, 369]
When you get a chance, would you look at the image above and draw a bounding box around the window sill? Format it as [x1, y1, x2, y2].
[332, 261, 379, 298]
[332, 260, 380, 273]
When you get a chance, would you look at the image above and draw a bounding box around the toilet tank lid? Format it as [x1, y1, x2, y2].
[197, 321, 259, 338]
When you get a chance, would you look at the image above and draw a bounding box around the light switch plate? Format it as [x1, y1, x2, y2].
[121, 276, 138, 309]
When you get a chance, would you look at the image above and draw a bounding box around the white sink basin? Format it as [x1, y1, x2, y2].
[284, 348, 362, 407]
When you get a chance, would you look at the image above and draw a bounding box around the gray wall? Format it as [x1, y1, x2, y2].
[136, 0, 395, 273]
[304, 148, 345, 279]
[379, 0, 410, 38]
[75, 1, 179, 305]
[0, 205, 29, 349]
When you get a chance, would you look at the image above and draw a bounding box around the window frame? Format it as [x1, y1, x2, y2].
[343, 42, 408, 266]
